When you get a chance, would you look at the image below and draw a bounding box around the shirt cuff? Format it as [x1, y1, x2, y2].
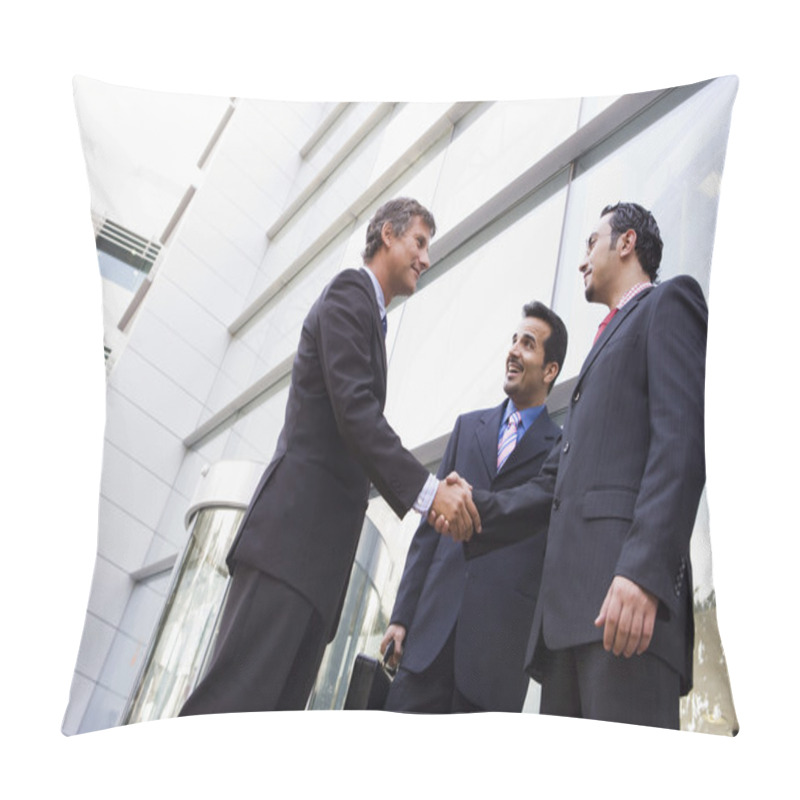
[412, 473, 439, 515]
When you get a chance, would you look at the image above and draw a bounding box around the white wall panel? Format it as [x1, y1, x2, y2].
[97, 496, 155, 572]
[187, 184, 269, 270]
[85, 555, 133, 627]
[97, 628, 141, 699]
[78, 683, 126, 735]
[126, 310, 219, 406]
[61, 673, 94, 736]
[73, 613, 117, 681]
[177, 205, 261, 292]
[108, 348, 204, 439]
[141, 273, 230, 366]
[157, 241, 246, 326]
[99, 442, 173, 532]
[152, 488, 195, 550]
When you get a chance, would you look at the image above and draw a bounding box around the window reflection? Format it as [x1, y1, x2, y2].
[308, 518, 392, 709]
[552, 77, 738, 378]
[681, 491, 738, 735]
[123, 506, 243, 724]
[308, 497, 422, 709]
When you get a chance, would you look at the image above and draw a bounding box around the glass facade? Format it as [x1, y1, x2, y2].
[553, 79, 737, 376]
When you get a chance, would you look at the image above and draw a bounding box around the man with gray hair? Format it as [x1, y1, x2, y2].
[180, 198, 480, 716]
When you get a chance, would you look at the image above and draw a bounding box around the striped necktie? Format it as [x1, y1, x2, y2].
[497, 411, 521, 469]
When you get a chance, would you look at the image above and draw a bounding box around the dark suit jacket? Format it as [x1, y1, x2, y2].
[390, 402, 560, 711]
[227, 268, 430, 639]
[470, 276, 707, 694]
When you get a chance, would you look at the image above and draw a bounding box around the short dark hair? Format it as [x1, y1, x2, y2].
[522, 300, 568, 394]
[362, 198, 436, 263]
[601, 202, 663, 282]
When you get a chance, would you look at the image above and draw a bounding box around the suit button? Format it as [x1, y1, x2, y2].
[562, 441, 570, 454]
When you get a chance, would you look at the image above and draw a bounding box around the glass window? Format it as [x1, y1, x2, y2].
[431, 100, 580, 233]
[552, 77, 738, 379]
[680, 491, 738, 734]
[123, 506, 243, 724]
[307, 517, 393, 709]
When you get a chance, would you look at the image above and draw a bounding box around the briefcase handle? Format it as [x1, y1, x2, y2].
[381, 639, 397, 677]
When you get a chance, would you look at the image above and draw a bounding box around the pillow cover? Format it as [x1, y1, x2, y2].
[63, 76, 738, 736]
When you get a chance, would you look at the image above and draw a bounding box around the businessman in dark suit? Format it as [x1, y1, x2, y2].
[179, 198, 480, 716]
[442, 202, 707, 729]
[380, 301, 567, 713]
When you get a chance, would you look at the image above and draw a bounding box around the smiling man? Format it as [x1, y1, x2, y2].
[380, 301, 567, 713]
[450, 202, 708, 729]
[179, 198, 480, 716]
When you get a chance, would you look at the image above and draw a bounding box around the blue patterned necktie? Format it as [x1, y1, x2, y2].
[497, 411, 521, 469]
[381, 315, 387, 337]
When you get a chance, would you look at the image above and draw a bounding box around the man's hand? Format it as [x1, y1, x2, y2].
[594, 575, 658, 657]
[427, 472, 481, 541]
[380, 624, 406, 669]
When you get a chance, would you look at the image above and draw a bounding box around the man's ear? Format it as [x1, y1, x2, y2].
[544, 361, 559, 387]
[618, 228, 637, 258]
[380, 221, 394, 249]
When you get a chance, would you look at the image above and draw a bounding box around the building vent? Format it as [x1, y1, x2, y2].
[94, 215, 162, 275]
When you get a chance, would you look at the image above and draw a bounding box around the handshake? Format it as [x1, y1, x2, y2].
[427, 472, 482, 541]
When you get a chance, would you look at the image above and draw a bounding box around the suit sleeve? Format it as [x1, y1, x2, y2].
[389, 416, 463, 628]
[315, 271, 430, 519]
[614, 276, 707, 617]
[465, 438, 561, 558]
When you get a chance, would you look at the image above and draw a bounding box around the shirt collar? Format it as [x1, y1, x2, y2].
[362, 267, 386, 321]
[616, 281, 653, 310]
[502, 398, 544, 434]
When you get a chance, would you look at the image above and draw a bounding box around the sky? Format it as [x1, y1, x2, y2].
[4, 2, 798, 797]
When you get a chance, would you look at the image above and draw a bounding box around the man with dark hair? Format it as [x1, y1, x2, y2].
[440, 201, 707, 729]
[179, 197, 480, 716]
[600, 201, 663, 283]
[380, 301, 567, 713]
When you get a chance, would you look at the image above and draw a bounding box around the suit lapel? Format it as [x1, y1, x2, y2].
[474, 402, 506, 484]
[357, 268, 387, 381]
[499, 408, 558, 483]
[475, 401, 558, 485]
[577, 286, 653, 385]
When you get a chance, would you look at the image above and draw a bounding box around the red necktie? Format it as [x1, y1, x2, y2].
[594, 307, 618, 344]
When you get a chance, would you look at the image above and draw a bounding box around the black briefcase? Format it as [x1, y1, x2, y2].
[343, 641, 396, 710]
